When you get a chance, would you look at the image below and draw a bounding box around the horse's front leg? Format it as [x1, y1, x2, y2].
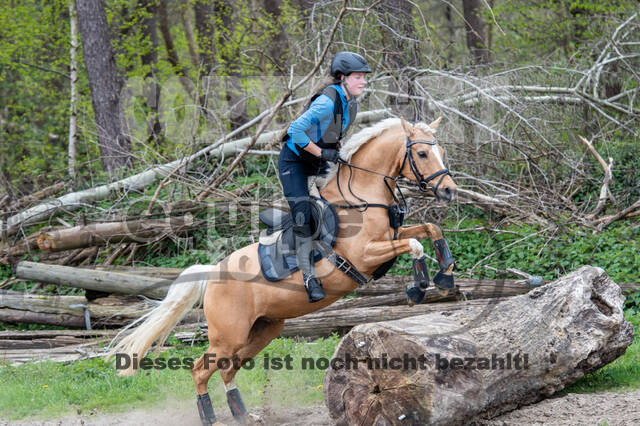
[388, 223, 457, 302]
[398, 223, 455, 274]
[397, 223, 442, 240]
[362, 238, 427, 267]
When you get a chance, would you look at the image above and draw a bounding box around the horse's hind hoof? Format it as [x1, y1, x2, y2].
[437, 288, 450, 297]
[247, 413, 264, 425]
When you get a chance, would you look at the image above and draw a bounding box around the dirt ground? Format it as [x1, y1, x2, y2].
[2, 389, 639, 425]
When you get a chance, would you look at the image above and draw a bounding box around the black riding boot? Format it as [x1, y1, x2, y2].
[294, 224, 325, 303]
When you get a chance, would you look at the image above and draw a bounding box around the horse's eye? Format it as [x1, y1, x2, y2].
[418, 151, 428, 158]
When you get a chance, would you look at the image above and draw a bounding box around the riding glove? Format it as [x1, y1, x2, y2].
[321, 149, 340, 163]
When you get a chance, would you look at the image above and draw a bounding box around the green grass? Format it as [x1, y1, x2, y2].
[566, 311, 640, 393]
[0, 334, 340, 421]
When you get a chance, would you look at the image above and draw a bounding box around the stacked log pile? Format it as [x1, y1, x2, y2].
[2, 262, 638, 366]
[4, 262, 639, 338]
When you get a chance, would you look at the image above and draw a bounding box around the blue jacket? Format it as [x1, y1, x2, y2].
[286, 84, 355, 155]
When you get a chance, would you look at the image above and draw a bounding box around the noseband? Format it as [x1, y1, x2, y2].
[400, 136, 451, 196]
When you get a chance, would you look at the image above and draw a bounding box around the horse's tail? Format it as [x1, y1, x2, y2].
[106, 264, 213, 376]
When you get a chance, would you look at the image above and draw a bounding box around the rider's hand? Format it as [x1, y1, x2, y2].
[321, 148, 340, 163]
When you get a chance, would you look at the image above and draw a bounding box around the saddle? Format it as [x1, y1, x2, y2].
[258, 197, 339, 282]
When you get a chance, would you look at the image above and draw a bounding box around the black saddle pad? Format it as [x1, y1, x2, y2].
[258, 197, 339, 282]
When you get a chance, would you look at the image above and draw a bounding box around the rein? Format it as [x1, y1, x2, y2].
[329, 135, 451, 215]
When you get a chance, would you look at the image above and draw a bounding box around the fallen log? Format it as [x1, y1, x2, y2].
[323, 266, 634, 425]
[321, 294, 407, 311]
[174, 298, 513, 342]
[0, 290, 204, 328]
[0, 340, 111, 365]
[0, 307, 89, 328]
[0, 226, 62, 264]
[357, 276, 540, 299]
[0, 329, 117, 350]
[37, 215, 198, 252]
[16, 261, 171, 299]
[93, 265, 184, 280]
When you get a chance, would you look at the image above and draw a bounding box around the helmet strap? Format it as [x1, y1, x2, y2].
[341, 78, 354, 101]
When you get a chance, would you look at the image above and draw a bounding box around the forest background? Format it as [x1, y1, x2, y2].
[0, 0, 640, 420]
[1, 0, 639, 297]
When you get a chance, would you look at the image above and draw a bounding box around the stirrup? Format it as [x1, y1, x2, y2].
[303, 274, 325, 303]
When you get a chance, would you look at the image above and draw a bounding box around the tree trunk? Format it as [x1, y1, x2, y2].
[68, 0, 79, 181]
[76, 0, 133, 173]
[138, 0, 163, 147]
[324, 266, 634, 425]
[444, 4, 455, 68]
[0, 329, 117, 350]
[7, 181, 66, 212]
[321, 294, 407, 311]
[462, 0, 489, 65]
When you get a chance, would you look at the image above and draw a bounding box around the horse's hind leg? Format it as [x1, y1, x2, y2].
[191, 321, 252, 426]
[220, 318, 285, 424]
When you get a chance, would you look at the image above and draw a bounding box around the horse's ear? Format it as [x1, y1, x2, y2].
[429, 117, 442, 131]
[400, 117, 415, 137]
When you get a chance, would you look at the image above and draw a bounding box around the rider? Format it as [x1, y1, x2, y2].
[278, 51, 371, 303]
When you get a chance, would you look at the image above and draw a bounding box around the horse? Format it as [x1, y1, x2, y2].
[108, 116, 457, 425]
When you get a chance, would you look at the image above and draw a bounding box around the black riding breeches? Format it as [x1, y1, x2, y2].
[278, 145, 325, 226]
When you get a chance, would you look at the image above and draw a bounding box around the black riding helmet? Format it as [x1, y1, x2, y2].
[331, 51, 371, 79]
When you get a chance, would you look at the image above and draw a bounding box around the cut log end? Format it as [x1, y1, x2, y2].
[37, 233, 56, 251]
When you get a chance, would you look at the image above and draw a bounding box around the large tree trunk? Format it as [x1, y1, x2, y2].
[138, 0, 163, 147]
[324, 266, 634, 425]
[76, 0, 132, 173]
[462, 0, 489, 65]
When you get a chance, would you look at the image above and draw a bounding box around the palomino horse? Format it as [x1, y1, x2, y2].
[108, 117, 457, 425]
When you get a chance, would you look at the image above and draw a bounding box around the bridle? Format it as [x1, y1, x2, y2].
[400, 136, 451, 195]
[331, 134, 452, 212]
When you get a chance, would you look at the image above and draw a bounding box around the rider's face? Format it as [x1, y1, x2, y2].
[343, 72, 367, 97]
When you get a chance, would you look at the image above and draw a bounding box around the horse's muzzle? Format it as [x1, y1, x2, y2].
[436, 186, 456, 202]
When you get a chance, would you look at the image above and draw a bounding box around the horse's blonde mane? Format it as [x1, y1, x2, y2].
[316, 117, 436, 189]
